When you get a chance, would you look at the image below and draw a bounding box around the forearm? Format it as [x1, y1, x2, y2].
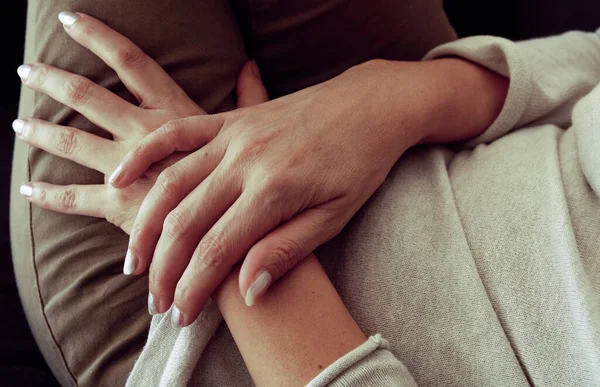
[346, 57, 509, 149]
[213, 254, 366, 387]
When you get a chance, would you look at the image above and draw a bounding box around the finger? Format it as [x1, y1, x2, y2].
[13, 118, 121, 175]
[239, 202, 345, 306]
[148, 167, 241, 315]
[58, 12, 201, 113]
[171, 191, 284, 327]
[108, 114, 225, 188]
[125, 141, 225, 276]
[19, 182, 108, 218]
[17, 63, 138, 138]
[236, 61, 269, 108]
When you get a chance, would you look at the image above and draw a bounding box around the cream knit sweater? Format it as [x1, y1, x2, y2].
[128, 29, 600, 386]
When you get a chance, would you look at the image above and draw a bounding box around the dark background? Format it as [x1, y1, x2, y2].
[1, 1, 598, 385]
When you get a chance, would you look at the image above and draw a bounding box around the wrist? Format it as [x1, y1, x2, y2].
[348, 58, 508, 149]
[419, 57, 509, 144]
[343, 59, 432, 155]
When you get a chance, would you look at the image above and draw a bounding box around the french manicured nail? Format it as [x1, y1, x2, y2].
[108, 164, 122, 185]
[148, 293, 158, 315]
[17, 65, 31, 81]
[171, 306, 183, 329]
[123, 249, 136, 275]
[12, 119, 24, 135]
[58, 12, 79, 27]
[245, 270, 272, 307]
[20, 184, 33, 198]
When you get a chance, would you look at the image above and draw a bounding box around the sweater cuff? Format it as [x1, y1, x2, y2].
[422, 36, 533, 148]
[306, 334, 417, 387]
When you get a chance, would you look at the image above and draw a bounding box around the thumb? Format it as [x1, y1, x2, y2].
[236, 60, 269, 108]
[239, 203, 344, 306]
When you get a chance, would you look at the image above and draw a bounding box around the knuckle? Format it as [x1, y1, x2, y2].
[258, 173, 291, 203]
[161, 119, 182, 136]
[106, 210, 124, 227]
[55, 127, 78, 156]
[105, 197, 130, 227]
[196, 233, 228, 271]
[156, 167, 181, 196]
[131, 140, 149, 161]
[37, 188, 48, 207]
[237, 137, 265, 164]
[58, 188, 77, 210]
[130, 219, 145, 239]
[114, 45, 148, 70]
[147, 92, 178, 111]
[23, 119, 39, 139]
[157, 122, 180, 149]
[131, 139, 150, 159]
[267, 238, 303, 275]
[261, 173, 285, 192]
[31, 64, 49, 86]
[65, 77, 92, 106]
[175, 281, 191, 302]
[80, 23, 98, 37]
[163, 207, 191, 239]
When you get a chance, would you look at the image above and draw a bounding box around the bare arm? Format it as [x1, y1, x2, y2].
[213, 254, 366, 386]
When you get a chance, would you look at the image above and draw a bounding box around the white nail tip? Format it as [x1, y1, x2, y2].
[20, 185, 33, 197]
[108, 164, 122, 185]
[245, 271, 272, 307]
[123, 250, 135, 275]
[17, 65, 31, 80]
[148, 293, 158, 315]
[58, 12, 79, 27]
[12, 119, 24, 134]
[171, 307, 182, 328]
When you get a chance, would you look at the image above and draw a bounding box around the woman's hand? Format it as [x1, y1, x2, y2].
[109, 55, 507, 326]
[15, 12, 266, 265]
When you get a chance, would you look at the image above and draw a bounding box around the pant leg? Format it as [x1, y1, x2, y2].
[9, 1, 247, 386]
[234, 0, 457, 98]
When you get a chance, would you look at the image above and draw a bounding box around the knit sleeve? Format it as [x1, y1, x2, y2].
[306, 335, 418, 387]
[423, 28, 600, 147]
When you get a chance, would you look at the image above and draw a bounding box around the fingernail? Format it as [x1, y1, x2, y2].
[20, 184, 33, 198]
[123, 249, 136, 275]
[58, 12, 79, 27]
[171, 306, 183, 329]
[245, 270, 272, 307]
[251, 60, 261, 79]
[17, 65, 31, 81]
[148, 293, 158, 315]
[12, 119, 24, 135]
[108, 164, 122, 185]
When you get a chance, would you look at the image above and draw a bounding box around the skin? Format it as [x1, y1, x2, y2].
[16, 12, 509, 385]
[18, 13, 509, 328]
[111, 48, 509, 326]
[15, 13, 205, 234]
[17, 15, 364, 385]
[214, 254, 367, 386]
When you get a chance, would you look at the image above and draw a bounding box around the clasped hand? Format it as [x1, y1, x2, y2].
[18, 12, 448, 327]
